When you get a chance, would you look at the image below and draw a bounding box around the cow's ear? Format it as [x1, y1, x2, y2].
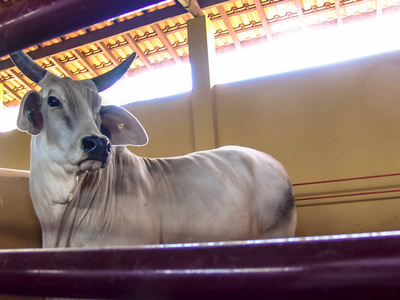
[100, 105, 148, 146]
[17, 90, 43, 135]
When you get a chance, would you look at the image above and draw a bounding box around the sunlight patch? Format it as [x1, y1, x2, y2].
[214, 15, 400, 84]
[0, 106, 19, 133]
[100, 63, 192, 106]
[2, 13, 400, 132]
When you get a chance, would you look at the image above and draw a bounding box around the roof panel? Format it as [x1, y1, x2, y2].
[1, 0, 399, 107]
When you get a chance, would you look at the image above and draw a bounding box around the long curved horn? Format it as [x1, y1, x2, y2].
[91, 53, 136, 92]
[9, 51, 50, 84]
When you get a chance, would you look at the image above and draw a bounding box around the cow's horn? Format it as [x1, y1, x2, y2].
[91, 53, 136, 92]
[9, 51, 50, 84]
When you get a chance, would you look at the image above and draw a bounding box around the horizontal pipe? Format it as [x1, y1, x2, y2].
[293, 172, 400, 186]
[1, 231, 400, 299]
[0, 0, 158, 57]
[296, 188, 400, 201]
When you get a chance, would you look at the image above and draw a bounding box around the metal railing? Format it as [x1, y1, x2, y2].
[1, 231, 400, 299]
[294, 172, 400, 201]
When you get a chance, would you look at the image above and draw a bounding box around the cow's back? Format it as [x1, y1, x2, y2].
[59, 146, 296, 247]
[142, 146, 296, 243]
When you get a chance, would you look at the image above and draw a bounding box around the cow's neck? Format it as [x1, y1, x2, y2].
[56, 147, 156, 247]
[29, 135, 78, 247]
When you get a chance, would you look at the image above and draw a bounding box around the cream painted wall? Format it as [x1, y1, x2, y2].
[215, 50, 400, 236]
[215, 51, 400, 183]
[0, 129, 30, 170]
[216, 52, 400, 235]
[0, 169, 41, 249]
[1, 49, 400, 246]
[124, 92, 195, 158]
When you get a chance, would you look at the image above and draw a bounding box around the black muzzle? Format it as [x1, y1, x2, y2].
[82, 135, 111, 163]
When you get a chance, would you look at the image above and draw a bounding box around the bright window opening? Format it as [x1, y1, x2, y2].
[214, 16, 400, 84]
[100, 63, 192, 106]
[1, 13, 400, 132]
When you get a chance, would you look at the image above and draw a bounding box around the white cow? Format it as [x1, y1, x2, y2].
[11, 51, 297, 248]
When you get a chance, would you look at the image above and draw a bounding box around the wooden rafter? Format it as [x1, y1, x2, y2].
[122, 33, 153, 70]
[253, 0, 273, 41]
[0, 0, 392, 108]
[2, 82, 22, 102]
[0, 3, 189, 71]
[213, 20, 263, 39]
[153, 24, 181, 64]
[217, 5, 241, 49]
[47, 56, 77, 79]
[213, 0, 287, 19]
[182, 14, 192, 22]
[9, 69, 36, 90]
[97, 42, 119, 67]
[72, 49, 100, 76]
[177, 0, 204, 17]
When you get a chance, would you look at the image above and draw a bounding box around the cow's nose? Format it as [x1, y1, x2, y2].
[82, 135, 111, 163]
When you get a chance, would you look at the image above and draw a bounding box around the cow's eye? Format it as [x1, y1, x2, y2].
[48, 96, 62, 107]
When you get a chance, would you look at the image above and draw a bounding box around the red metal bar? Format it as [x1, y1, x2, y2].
[293, 172, 400, 186]
[0, 0, 160, 57]
[296, 188, 400, 201]
[1, 231, 400, 299]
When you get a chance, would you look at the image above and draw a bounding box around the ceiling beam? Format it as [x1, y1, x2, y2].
[217, 5, 241, 49]
[0, 4, 188, 71]
[199, 0, 241, 9]
[182, 14, 192, 22]
[153, 24, 181, 64]
[72, 49, 100, 76]
[3, 82, 22, 102]
[0, 0, 161, 57]
[213, 20, 262, 39]
[178, 0, 205, 17]
[9, 69, 36, 90]
[209, 0, 292, 20]
[47, 56, 78, 79]
[97, 42, 119, 67]
[253, 0, 273, 41]
[122, 34, 154, 70]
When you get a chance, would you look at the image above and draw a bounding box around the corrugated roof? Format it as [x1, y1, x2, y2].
[1, 0, 399, 107]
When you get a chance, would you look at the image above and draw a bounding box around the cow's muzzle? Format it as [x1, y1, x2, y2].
[81, 135, 111, 163]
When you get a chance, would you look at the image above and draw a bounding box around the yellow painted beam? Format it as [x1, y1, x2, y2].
[187, 16, 218, 151]
[177, 0, 204, 17]
[0, 83, 3, 109]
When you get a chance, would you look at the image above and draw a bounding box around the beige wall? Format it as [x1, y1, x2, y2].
[215, 52, 400, 182]
[0, 169, 41, 249]
[1, 50, 400, 247]
[214, 51, 400, 236]
[125, 92, 196, 158]
[0, 129, 30, 170]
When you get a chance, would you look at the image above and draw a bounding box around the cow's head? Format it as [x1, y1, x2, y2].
[10, 51, 148, 173]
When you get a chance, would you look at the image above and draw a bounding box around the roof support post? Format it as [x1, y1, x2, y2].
[0, 83, 3, 109]
[187, 15, 219, 151]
